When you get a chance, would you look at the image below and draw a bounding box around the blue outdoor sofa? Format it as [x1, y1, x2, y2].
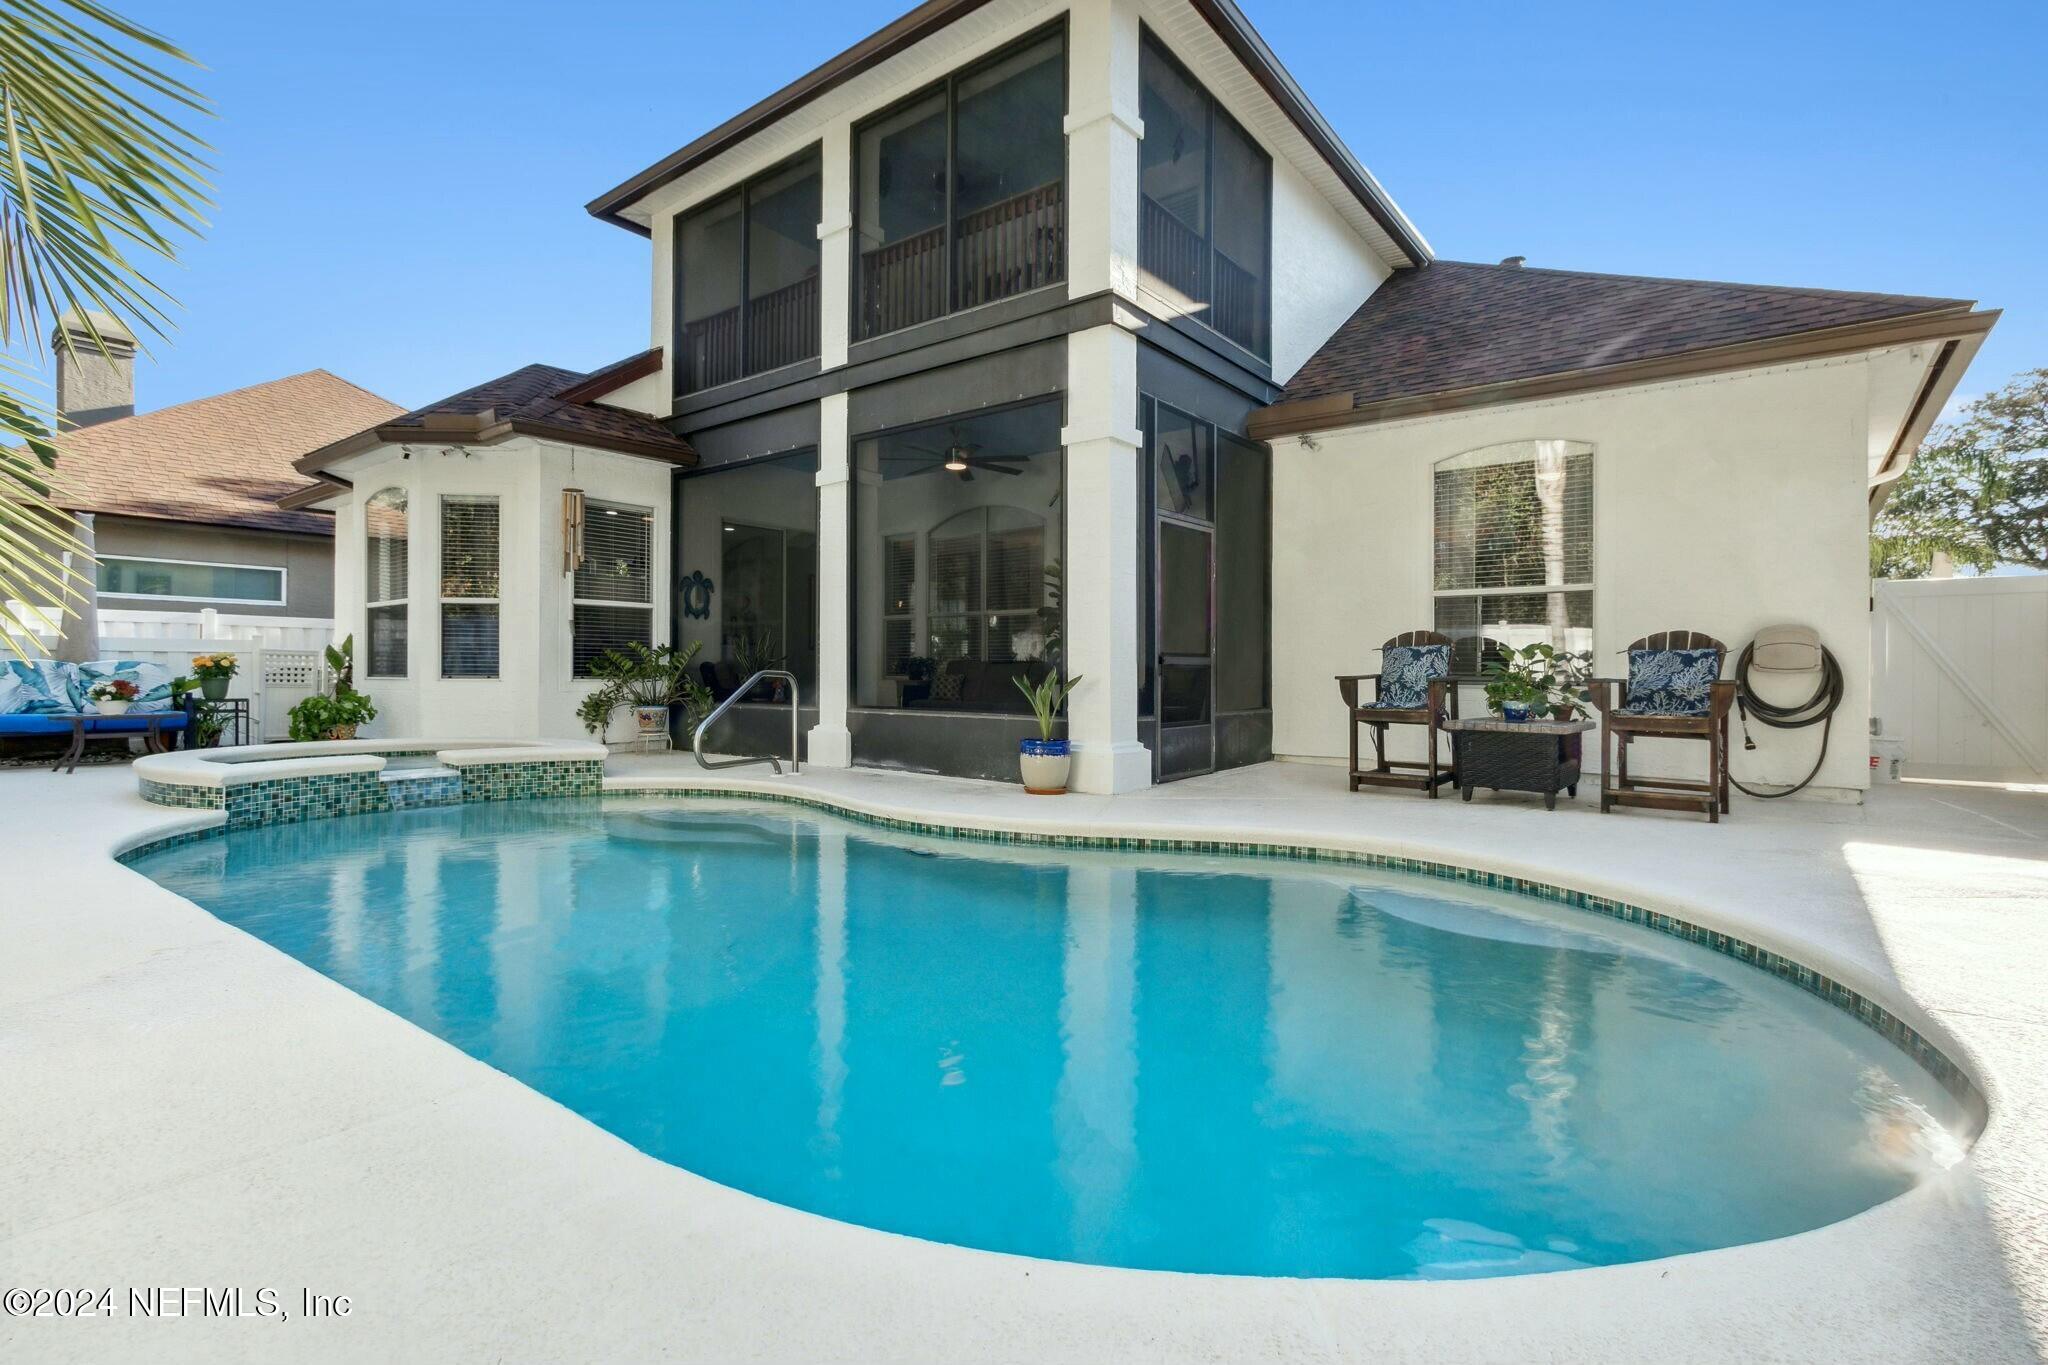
[0, 659, 189, 771]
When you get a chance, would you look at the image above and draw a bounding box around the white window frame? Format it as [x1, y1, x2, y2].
[364, 487, 409, 680]
[439, 493, 501, 680]
[96, 554, 287, 606]
[570, 498, 655, 678]
[1430, 440, 1595, 668]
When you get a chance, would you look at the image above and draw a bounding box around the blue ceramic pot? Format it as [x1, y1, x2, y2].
[1501, 701, 1532, 723]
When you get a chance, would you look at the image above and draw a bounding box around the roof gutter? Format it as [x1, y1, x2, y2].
[583, 0, 1429, 265]
[295, 413, 699, 477]
[1249, 306, 1999, 442]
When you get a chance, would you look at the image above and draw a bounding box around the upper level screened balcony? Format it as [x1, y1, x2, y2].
[668, 19, 1285, 396]
[854, 26, 1066, 342]
[1137, 29, 1271, 361]
[675, 149, 823, 397]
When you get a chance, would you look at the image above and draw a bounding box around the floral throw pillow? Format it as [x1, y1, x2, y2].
[71, 660, 175, 713]
[1623, 648, 1719, 716]
[1374, 644, 1450, 709]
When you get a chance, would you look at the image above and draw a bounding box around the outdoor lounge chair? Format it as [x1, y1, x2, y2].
[1590, 630, 1735, 823]
[0, 659, 189, 772]
[1336, 631, 1458, 797]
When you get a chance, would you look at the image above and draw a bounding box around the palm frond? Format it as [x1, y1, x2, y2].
[0, 1, 209, 659]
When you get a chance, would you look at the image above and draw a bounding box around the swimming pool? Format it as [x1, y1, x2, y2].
[126, 798, 1972, 1280]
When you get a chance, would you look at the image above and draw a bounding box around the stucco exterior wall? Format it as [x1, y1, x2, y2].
[93, 515, 335, 618]
[1271, 357, 1877, 795]
[1267, 154, 1391, 384]
[331, 440, 672, 743]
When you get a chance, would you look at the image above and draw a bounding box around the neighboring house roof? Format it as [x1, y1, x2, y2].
[290, 352, 696, 490]
[52, 369, 404, 536]
[584, 0, 1429, 267]
[1253, 260, 1995, 438]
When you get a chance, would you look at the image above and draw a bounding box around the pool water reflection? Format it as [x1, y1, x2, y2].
[128, 799, 1971, 1279]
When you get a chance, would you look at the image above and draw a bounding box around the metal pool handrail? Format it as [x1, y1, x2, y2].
[693, 669, 801, 774]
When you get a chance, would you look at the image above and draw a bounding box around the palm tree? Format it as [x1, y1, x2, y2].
[0, 0, 208, 657]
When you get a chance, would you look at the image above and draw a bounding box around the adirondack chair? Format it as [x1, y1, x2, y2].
[1335, 631, 1458, 797]
[1590, 630, 1736, 822]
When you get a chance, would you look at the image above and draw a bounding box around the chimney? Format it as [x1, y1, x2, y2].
[52, 308, 137, 428]
[1498, 255, 1527, 268]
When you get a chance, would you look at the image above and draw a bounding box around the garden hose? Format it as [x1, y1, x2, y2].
[1731, 640, 1845, 799]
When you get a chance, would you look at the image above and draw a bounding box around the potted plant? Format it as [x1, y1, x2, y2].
[190, 652, 238, 701]
[287, 689, 377, 741]
[578, 642, 713, 742]
[171, 676, 225, 747]
[1013, 670, 1083, 794]
[1482, 643, 1593, 723]
[728, 631, 785, 701]
[87, 677, 139, 715]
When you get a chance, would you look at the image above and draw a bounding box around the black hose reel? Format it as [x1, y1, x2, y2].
[1731, 626, 1845, 799]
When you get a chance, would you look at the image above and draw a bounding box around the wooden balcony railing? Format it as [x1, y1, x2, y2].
[1140, 194, 1265, 357]
[859, 179, 1065, 339]
[678, 274, 820, 394]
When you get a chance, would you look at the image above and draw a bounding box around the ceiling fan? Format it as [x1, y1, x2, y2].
[892, 429, 1027, 481]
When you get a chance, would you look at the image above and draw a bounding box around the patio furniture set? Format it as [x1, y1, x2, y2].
[0, 659, 198, 773]
[1338, 630, 1735, 822]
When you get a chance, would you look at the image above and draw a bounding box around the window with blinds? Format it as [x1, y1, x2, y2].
[1432, 440, 1594, 674]
[572, 500, 653, 676]
[927, 506, 1047, 665]
[364, 487, 409, 678]
[439, 495, 500, 678]
[881, 534, 915, 676]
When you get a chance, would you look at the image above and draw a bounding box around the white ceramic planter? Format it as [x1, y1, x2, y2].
[1019, 738, 1071, 795]
[94, 698, 132, 716]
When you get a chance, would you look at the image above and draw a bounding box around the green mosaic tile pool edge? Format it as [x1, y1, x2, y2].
[137, 757, 602, 828]
[604, 785, 1984, 1111]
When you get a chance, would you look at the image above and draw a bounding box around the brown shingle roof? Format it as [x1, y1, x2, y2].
[1280, 260, 1978, 412]
[52, 369, 404, 536]
[296, 356, 695, 477]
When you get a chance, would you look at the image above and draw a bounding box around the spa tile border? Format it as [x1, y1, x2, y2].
[605, 786, 1984, 1111]
[139, 755, 601, 828]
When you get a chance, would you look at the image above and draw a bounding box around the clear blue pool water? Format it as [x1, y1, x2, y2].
[128, 799, 1972, 1280]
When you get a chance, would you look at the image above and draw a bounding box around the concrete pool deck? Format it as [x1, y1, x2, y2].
[2, 757, 2045, 1362]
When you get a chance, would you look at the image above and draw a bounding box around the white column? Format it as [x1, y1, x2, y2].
[1062, 323, 1151, 793]
[817, 123, 853, 371]
[809, 392, 853, 768]
[1065, 0, 1143, 303]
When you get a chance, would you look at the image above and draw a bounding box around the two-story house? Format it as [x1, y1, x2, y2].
[293, 0, 1995, 797]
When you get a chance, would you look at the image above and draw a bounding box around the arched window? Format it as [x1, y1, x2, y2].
[364, 488, 408, 678]
[1432, 440, 1594, 674]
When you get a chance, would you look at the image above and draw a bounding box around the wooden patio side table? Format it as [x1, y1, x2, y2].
[1443, 717, 1595, 811]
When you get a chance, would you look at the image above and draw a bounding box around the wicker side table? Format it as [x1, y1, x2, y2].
[1443, 717, 1594, 811]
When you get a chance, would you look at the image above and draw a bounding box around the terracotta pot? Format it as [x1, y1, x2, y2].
[1019, 737, 1071, 794]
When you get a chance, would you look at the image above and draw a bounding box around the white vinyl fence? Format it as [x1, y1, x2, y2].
[8, 607, 335, 742]
[1871, 576, 2048, 784]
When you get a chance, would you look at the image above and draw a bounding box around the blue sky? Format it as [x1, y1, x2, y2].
[82, 0, 2047, 418]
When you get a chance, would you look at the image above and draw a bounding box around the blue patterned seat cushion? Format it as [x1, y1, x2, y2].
[1369, 644, 1450, 710]
[1620, 648, 1720, 716]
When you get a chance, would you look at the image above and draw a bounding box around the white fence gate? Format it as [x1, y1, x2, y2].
[1872, 576, 2048, 783]
[8, 607, 334, 743]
